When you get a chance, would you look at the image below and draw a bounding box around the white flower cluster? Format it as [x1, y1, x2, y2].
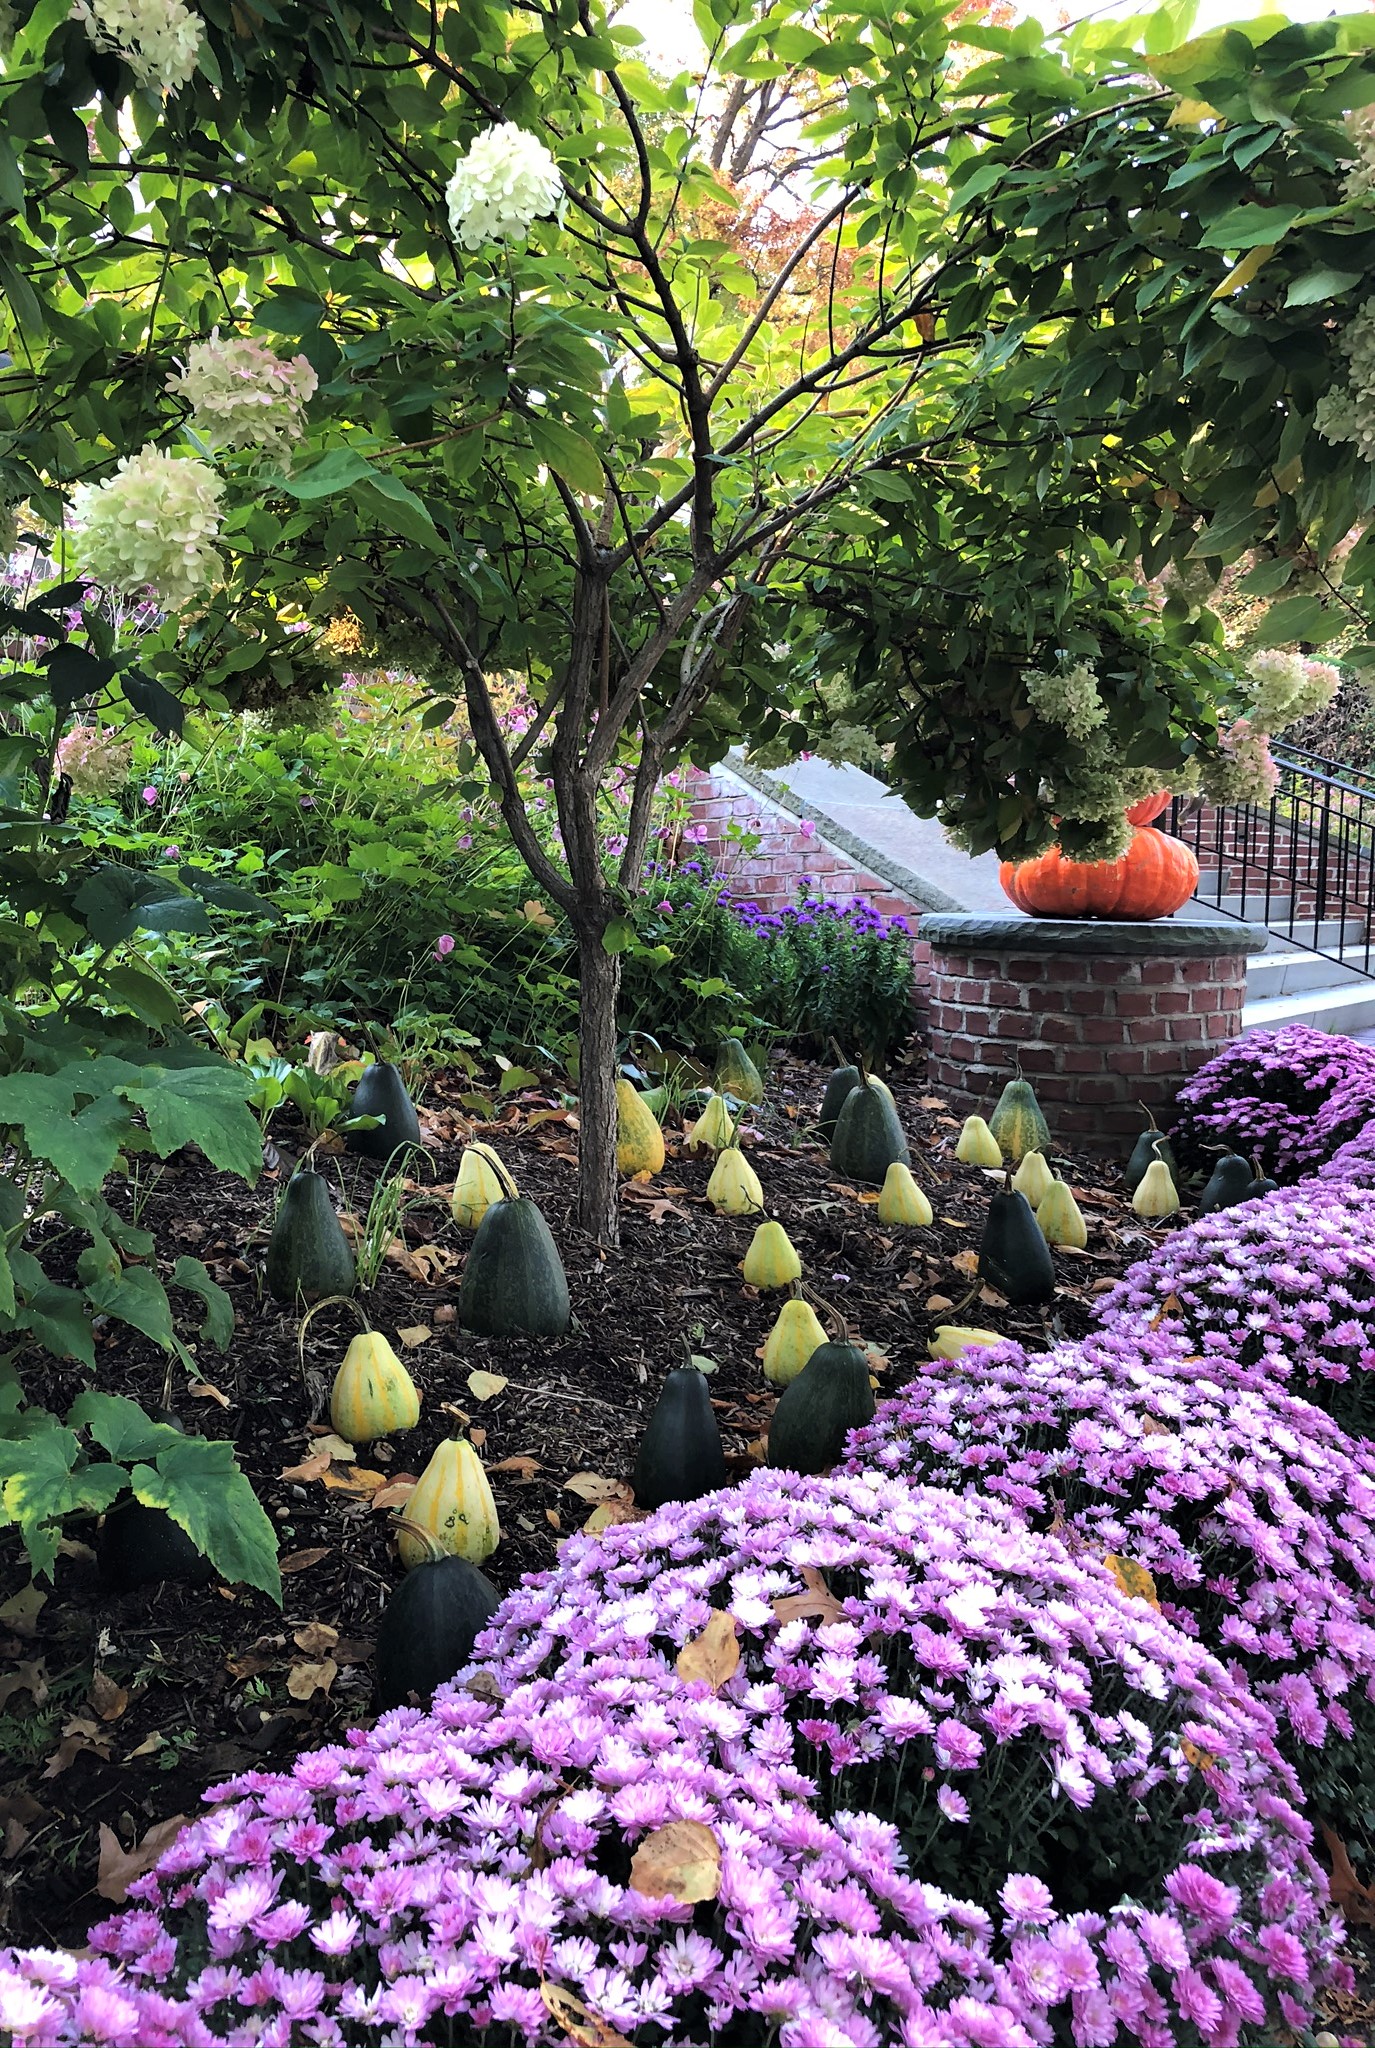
[445, 122, 562, 251]
[1342, 103, 1375, 204]
[71, 445, 224, 611]
[1315, 298, 1375, 463]
[73, 0, 203, 91]
[167, 332, 317, 451]
[54, 724, 133, 797]
[1205, 717, 1281, 806]
[1245, 647, 1341, 727]
[1024, 659, 1108, 743]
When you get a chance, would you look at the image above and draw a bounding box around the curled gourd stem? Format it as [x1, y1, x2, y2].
[827, 1036, 849, 1071]
[392, 1516, 445, 1566]
[297, 1292, 371, 1387]
[487, 1151, 520, 1201]
[1138, 1101, 1162, 1130]
[799, 1280, 849, 1345]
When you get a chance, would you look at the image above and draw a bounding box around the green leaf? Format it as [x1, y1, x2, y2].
[74, 866, 211, 946]
[0, 1075, 129, 1191]
[279, 447, 377, 498]
[101, 964, 185, 1034]
[170, 1256, 234, 1350]
[1285, 266, 1363, 307]
[8, 1258, 95, 1367]
[351, 473, 446, 553]
[123, 1066, 263, 1184]
[84, 1265, 177, 1350]
[68, 1390, 183, 1464]
[121, 669, 185, 738]
[0, 1423, 126, 1578]
[602, 917, 635, 955]
[132, 1439, 281, 1601]
[527, 417, 605, 494]
[0, 1243, 12, 1321]
[1197, 202, 1307, 249]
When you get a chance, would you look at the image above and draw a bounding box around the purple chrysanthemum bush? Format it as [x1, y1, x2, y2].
[1095, 1179, 1375, 1437]
[0, 1472, 1350, 2048]
[1169, 1023, 1375, 1181]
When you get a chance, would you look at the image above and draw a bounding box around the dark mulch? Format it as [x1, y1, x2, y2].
[0, 1061, 1194, 1954]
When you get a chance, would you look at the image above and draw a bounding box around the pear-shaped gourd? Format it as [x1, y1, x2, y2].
[346, 1060, 423, 1160]
[988, 1078, 1051, 1165]
[374, 1556, 501, 1711]
[928, 1325, 1004, 1360]
[877, 1161, 933, 1226]
[1125, 1116, 1178, 1194]
[1132, 1149, 1180, 1220]
[1247, 1167, 1278, 1198]
[978, 1186, 1056, 1305]
[706, 1147, 764, 1216]
[397, 1435, 499, 1568]
[458, 1197, 571, 1338]
[616, 1076, 666, 1177]
[631, 1367, 728, 1510]
[1011, 1149, 1053, 1209]
[767, 1342, 875, 1475]
[830, 1080, 909, 1186]
[761, 1298, 828, 1388]
[330, 1331, 421, 1444]
[955, 1116, 1002, 1168]
[743, 1219, 802, 1290]
[688, 1093, 736, 1155]
[451, 1142, 515, 1230]
[1199, 1152, 1256, 1215]
[266, 1169, 356, 1304]
[1036, 1177, 1088, 1250]
[714, 1037, 765, 1106]
[818, 1065, 861, 1141]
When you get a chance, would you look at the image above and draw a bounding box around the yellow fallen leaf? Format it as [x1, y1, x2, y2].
[286, 1657, 338, 1700]
[467, 1370, 509, 1402]
[675, 1612, 740, 1692]
[564, 1472, 631, 1503]
[321, 1466, 386, 1495]
[1104, 1554, 1160, 1610]
[583, 1502, 646, 1535]
[396, 1325, 432, 1348]
[628, 1820, 721, 1903]
[311, 1433, 357, 1464]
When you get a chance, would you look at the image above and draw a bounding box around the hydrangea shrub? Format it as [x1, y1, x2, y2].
[0, 1472, 1346, 2046]
[70, 447, 224, 612]
[1095, 1179, 1375, 1437]
[1169, 1024, 1375, 1180]
[842, 1329, 1375, 1845]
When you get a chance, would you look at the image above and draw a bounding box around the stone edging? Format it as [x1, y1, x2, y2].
[715, 757, 966, 913]
[919, 913, 1267, 958]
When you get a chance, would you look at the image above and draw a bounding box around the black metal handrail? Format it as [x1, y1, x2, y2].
[1170, 745, 1375, 979]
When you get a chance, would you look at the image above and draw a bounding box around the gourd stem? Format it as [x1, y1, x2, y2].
[799, 1280, 849, 1345]
[487, 1151, 520, 1201]
[297, 1293, 371, 1389]
[394, 1516, 445, 1566]
[1138, 1101, 1161, 1130]
[827, 1036, 849, 1072]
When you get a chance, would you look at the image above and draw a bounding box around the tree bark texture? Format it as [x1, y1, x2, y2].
[575, 926, 622, 1246]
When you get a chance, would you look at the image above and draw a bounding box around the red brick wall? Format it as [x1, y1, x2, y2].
[925, 945, 1247, 1147]
[1177, 798, 1375, 931]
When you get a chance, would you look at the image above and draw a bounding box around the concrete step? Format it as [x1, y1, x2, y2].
[1245, 950, 1371, 999]
[1242, 978, 1375, 1036]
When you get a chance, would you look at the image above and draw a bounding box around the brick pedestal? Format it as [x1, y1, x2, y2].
[921, 914, 1265, 1150]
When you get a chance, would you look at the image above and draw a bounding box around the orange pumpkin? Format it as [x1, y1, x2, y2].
[1126, 790, 1170, 826]
[1000, 826, 1198, 920]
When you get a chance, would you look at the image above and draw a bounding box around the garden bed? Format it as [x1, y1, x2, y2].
[0, 1058, 1150, 1953]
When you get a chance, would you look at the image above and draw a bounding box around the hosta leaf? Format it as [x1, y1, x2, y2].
[132, 1438, 281, 1602]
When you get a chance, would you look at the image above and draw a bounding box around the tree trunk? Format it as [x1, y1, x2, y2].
[576, 924, 622, 1247]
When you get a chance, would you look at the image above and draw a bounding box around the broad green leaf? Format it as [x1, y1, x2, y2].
[352, 473, 446, 552]
[602, 917, 635, 955]
[278, 447, 377, 498]
[0, 1075, 128, 1191]
[0, 1243, 13, 1321]
[132, 1440, 281, 1601]
[1286, 266, 1363, 307]
[527, 417, 605, 495]
[124, 1067, 263, 1184]
[101, 964, 185, 1034]
[170, 1257, 235, 1351]
[0, 1423, 126, 1579]
[69, 1390, 183, 1464]
[74, 866, 211, 946]
[84, 1266, 178, 1350]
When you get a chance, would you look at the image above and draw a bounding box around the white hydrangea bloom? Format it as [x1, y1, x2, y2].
[1245, 647, 1341, 727]
[71, 445, 224, 611]
[54, 725, 133, 797]
[1024, 659, 1108, 743]
[445, 123, 562, 251]
[1204, 717, 1280, 805]
[1316, 297, 1375, 462]
[1342, 103, 1375, 204]
[167, 332, 317, 451]
[72, 0, 202, 91]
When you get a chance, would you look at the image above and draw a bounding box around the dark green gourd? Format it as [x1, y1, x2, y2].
[1125, 1120, 1179, 1194]
[631, 1367, 729, 1511]
[374, 1557, 501, 1710]
[818, 1066, 861, 1143]
[978, 1185, 1056, 1305]
[346, 1061, 422, 1160]
[830, 1081, 909, 1186]
[1199, 1153, 1256, 1214]
[458, 1197, 571, 1338]
[265, 1169, 356, 1304]
[97, 1413, 216, 1597]
[767, 1342, 875, 1476]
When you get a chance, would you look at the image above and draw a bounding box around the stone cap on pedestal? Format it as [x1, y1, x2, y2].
[919, 913, 1267, 959]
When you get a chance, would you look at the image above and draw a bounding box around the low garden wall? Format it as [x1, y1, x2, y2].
[688, 763, 1264, 1146]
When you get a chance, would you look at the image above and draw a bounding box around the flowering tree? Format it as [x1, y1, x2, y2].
[4, 2, 1375, 1241]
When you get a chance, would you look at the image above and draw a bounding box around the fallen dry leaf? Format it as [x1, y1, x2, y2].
[279, 1451, 331, 1485]
[564, 1472, 632, 1504]
[311, 1433, 357, 1464]
[287, 1657, 338, 1701]
[321, 1466, 387, 1496]
[1322, 1824, 1375, 1926]
[0, 1791, 45, 1859]
[924, 1293, 954, 1313]
[772, 1567, 846, 1628]
[675, 1612, 740, 1692]
[489, 1456, 542, 1481]
[279, 1547, 331, 1575]
[396, 1325, 432, 1348]
[978, 1285, 1007, 1309]
[125, 1732, 164, 1761]
[918, 1096, 948, 1110]
[0, 1585, 46, 1638]
[583, 1503, 646, 1535]
[187, 1378, 231, 1408]
[628, 1820, 721, 1904]
[293, 1622, 339, 1657]
[467, 1370, 509, 1402]
[539, 1982, 634, 2048]
[225, 1648, 278, 1681]
[545, 1508, 562, 1529]
[371, 1479, 418, 1512]
[951, 1250, 980, 1277]
[1104, 1554, 1161, 1610]
[96, 1816, 188, 1903]
[1140, 1415, 1174, 1438]
[89, 1670, 129, 1723]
